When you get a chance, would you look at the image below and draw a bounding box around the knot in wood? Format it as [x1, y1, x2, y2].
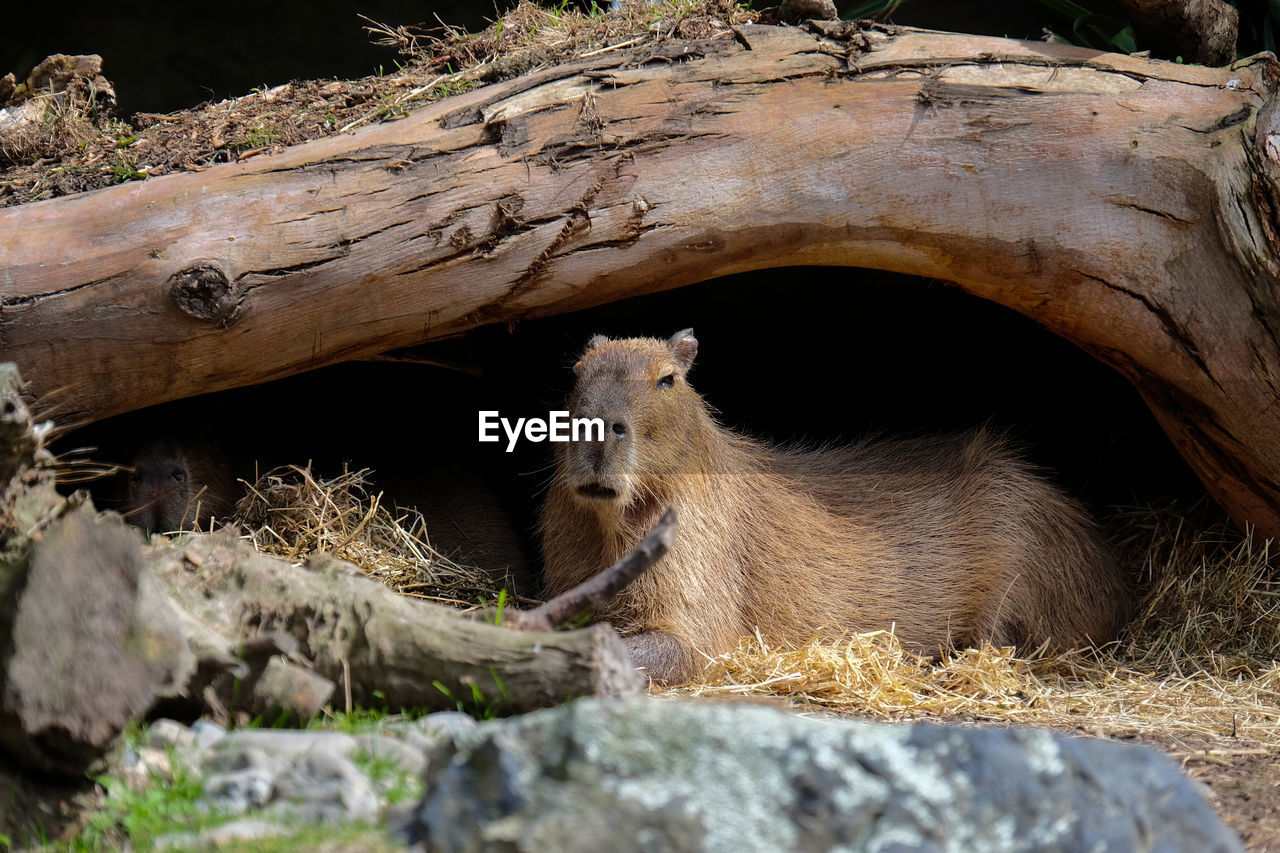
[168, 263, 243, 327]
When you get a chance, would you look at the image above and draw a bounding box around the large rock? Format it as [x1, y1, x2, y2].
[408, 697, 1240, 853]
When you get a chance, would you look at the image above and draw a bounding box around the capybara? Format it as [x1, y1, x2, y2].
[540, 329, 1131, 685]
[124, 437, 237, 533]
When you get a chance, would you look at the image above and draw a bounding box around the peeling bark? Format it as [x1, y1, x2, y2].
[2, 24, 1280, 540]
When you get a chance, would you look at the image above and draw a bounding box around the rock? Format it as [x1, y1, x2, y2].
[778, 0, 838, 23]
[137, 747, 172, 780]
[407, 697, 1241, 853]
[356, 733, 428, 776]
[201, 747, 287, 813]
[215, 729, 357, 761]
[190, 719, 226, 750]
[156, 818, 288, 850]
[120, 745, 173, 792]
[396, 711, 477, 754]
[271, 750, 380, 822]
[146, 718, 196, 751]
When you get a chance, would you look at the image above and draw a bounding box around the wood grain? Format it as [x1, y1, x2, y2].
[3, 24, 1280, 539]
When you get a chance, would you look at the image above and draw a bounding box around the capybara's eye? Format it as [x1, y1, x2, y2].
[171, 468, 186, 483]
[657, 374, 675, 389]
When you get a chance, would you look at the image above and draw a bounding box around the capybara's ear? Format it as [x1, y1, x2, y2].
[668, 328, 697, 370]
[575, 335, 609, 374]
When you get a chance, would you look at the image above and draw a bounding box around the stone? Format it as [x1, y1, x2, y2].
[202, 767, 277, 814]
[120, 745, 173, 792]
[146, 718, 195, 751]
[406, 697, 1241, 853]
[156, 818, 288, 850]
[215, 729, 357, 761]
[397, 711, 477, 753]
[200, 747, 286, 813]
[356, 733, 428, 776]
[190, 719, 226, 750]
[271, 749, 380, 822]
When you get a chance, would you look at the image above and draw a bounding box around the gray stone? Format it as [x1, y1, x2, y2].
[202, 766, 277, 814]
[200, 744, 287, 776]
[407, 697, 1241, 853]
[136, 747, 172, 779]
[119, 747, 148, 793]
[272, 749, 380, 822]
[397, 711, 477, 754]
[422, 711, 478, 737]
[156, 818, 288, 850]
[356, 733, 428, 775]
[200, 746, 286, 813]
[215, 728, 357, 761]
[190, 719, 226, 750]
[146, 718, 196, 751]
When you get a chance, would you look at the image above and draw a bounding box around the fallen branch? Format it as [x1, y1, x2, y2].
[500, 508, 677, 632]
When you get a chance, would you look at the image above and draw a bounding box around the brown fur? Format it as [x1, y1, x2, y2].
[124, 438, 236, 533]
[540, 330, 1131, 685]
[389, 460, 536, 596]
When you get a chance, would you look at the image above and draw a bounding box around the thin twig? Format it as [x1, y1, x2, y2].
[503, 507, 677, 632]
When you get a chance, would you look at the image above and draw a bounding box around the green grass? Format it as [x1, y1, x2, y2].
[69, 759, 221, 852]
[353, 753, 424, 806]
[107, 154, 147, 182]
[37, 705, 443, 851]
[432, 670, 513, 720]
[230, 124, 280, 151]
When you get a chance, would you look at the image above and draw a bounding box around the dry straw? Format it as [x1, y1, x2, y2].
[235, 464, 515, 609]
[681, 506, 1280, 748]
[233, 465, 1278, 747]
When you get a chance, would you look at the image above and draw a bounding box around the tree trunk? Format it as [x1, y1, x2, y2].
[2, 23, 1280, 540]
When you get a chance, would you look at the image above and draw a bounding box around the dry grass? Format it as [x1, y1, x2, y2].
[679, 506, 1280, 746]
[374, 0, 755, 73]
[232, 461, 1280, 747]
[230, 465, 1278, 745]
[231, 465, 1279, 748]
[235, 464, 515, 610]
[1, 0, 758, 206]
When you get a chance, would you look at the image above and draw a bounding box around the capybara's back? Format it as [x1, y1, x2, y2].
[124, 437, 237, 533]
[777, 430, 1129, 650]
[541, 330, 1130, 684]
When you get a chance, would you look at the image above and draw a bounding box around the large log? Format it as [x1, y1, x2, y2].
[2, 23, 1280, 539]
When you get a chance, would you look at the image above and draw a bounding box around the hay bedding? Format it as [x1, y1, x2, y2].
[229, 466, 1278, 753]
[678, 508, 1280, 746]
[233, 463, 518, 609]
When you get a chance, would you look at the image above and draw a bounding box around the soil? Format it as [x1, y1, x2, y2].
[1143, 733, 1280, 851]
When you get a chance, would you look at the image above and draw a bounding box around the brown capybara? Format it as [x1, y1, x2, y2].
[124, 437, 237, 533]
[540, 329, 1131, 685]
